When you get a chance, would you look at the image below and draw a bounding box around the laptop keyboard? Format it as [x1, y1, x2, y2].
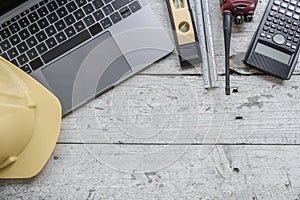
[0, 0, 142, 74]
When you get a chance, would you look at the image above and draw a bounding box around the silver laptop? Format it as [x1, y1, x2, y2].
[0, 0, 173, 115]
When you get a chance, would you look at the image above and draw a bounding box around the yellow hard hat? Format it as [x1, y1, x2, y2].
[0, 57, 61, 179]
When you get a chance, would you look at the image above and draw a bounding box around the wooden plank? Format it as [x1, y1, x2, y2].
[1, 144, 300, 199]
[59, 75, 300, 144]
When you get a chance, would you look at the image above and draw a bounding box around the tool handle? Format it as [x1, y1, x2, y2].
[223, 13, 232, 95]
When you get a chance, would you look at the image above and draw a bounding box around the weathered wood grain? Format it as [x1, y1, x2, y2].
[1, 1, 300, 199]
[58, 75, 300, 145]
[1, 145, 300, 200]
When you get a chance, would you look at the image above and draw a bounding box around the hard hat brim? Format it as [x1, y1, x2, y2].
[0, 57, 62, 179]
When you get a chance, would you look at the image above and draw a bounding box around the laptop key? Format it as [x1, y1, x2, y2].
[41, 30, 91, 63]
[112, 0, 133, 10]
[10, 34, 21, 46]
[83, 4, 95, 15]
[36, 30, 47, 42]
[2, 21, 11, 28]
[55, 32, 67, 43]
[93, 10, 105, 21]
[19, 17, 30, 28]
[29, 4, 39, 12]
[65, 14, 76, 26]
[103, 5, 114, 16]
[20, 65, 32, 73]
[37, 6, 49, 17]
[110, 12, 122, 23]
[57, 0, 68, 6]
[75, 0, 87, 7]
[129, 1, 141, 13]
[7, 47, 18, 59]
[66, 2, 78, 13]
[46, 1, 58, 12]
[92, 0, 104, 9]
[19, 29, 30, 40]
[21, 10, 30, 17]
[36, 43, 48, 54]
[47, 12, 59, 24]
[74, 21, 86, 32]
[28, 23, 39, 34]
[120, 6, 131, 18]
[28, 12, 39, 23]
[0, 40, 11, 51]
[65, 26, 76, 37]
[55, 20, 67, 31]
[57, 7, 68, 18]
[26, 36, 38, 48]
[83, 16, 95, 27]
[38, 18, 49, 29]
[27, 48, 39, 60]
[17, 42, 29, 53]
[100, 17, 112, 29]
[9, 23, 20, 34]
[89, 23, 103, 35]
[0, 28, 11, 40]
[45, 25, 57, 37]
[74, 9, 85, 20]
[45, 37, 57, 49]
[17, 54, 29, 66]
[29, 57, 43, 70]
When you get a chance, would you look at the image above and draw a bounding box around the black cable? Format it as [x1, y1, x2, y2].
[223, 13, 232, 95]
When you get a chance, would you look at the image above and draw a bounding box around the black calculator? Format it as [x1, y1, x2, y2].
[244, 0, 300, 79]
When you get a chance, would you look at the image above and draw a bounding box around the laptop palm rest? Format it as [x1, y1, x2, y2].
[42, 31, 132, 114]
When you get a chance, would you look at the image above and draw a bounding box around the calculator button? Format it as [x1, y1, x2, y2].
[265, 22, 271, 26]
[287, 36, 292, 41]
[296, 33, 300, 38]
[274, 0, 281, 5]
[273, 34, 285, 44]
[266, 35, 272, 39]
[293, 22, 298, 26]
[292, 45, 297, 50]
[288, 5, 295, 11]
[294, 14, 300, 20]
[281, 2, 288, 8]
[273, 19, 278, 24]
[279, 22, 284, 26]
[287, 19, 292, 24]
[286, 11, 293, 17]
[283, 29, 288, 34]
[289, 31, 294, 36]
[272, 6, 279, 12]
[291, 0, 297, 5]
[293, 38, 298, 43]
[263, 26, 268, 31]
[279, 8, 286, 14]
[296, 8, 300, 14]
[286, 42, 291, 47]
[260, 33, 266, 37]
[281, 16, 286, 21]
[278, 26, 283, 31]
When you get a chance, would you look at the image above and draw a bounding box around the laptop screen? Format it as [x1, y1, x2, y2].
[0, 0, 28, 16]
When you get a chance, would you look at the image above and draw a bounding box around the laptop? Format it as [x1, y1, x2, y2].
[0, 0, 173, 115]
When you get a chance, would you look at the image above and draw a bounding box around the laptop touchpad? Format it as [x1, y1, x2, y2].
[42, 32, 132, 114]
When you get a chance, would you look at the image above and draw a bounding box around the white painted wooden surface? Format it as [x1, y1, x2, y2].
[1, 0, 300, 199]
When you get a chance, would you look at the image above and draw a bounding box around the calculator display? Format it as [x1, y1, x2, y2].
[255, 42, 291, 64]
